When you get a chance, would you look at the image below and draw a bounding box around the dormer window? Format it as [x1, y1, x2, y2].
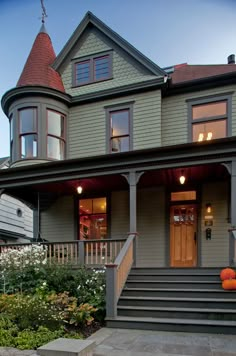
[19, 108, 37, 158]
[74, 52, 112, 86]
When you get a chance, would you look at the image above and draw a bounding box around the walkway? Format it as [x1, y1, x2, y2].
[1, 328, 236, 355]
[88, 327, 236, 356]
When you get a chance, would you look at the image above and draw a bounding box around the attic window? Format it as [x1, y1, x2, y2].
[74, 52, 112, 86]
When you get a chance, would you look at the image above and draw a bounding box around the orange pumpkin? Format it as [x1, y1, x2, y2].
[222, 279, 236, 290]
[220, 268, 235, 281]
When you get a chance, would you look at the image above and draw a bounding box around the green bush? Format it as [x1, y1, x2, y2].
[15, 326, 65, 350]
[0, 293, 62, 330]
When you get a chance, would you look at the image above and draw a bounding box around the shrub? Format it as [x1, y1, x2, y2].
[15, 326, 65, 350]
[76, 268, 106, 321]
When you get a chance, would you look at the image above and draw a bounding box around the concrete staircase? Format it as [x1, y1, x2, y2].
[106, 267, 236, 334]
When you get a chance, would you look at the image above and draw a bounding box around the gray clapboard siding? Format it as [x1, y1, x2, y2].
[201, 182, 230, 267]
[162, 84, 236, 146]
[68, 90, 161, 159]
[61, 27, 157, 97]
[111, 187, 166, 267]
[0, 194, 33, 238]
[111, 191, 129, 239]
[41, 196, 75, 242]
[137, 187, 165, 267]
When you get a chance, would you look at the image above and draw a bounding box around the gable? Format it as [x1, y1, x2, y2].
[53, 12, 166, 97]
[60, 26, 160, 96]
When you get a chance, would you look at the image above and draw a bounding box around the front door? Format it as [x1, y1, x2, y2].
[170, 204, 197, 267]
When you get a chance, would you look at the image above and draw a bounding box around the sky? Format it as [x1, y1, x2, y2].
[0, 0, 236, 158]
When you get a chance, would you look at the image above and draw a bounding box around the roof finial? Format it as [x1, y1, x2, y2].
[40, 0, 47, 23]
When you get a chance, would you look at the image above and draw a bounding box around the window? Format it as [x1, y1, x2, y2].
[47, 110, 66, 160]
[110, 110, 130, 153]
[106, 103, 133, 153]
[189, 95, 231, 142]
[19, 108, 37, 158]
[9, 114, 13, 159]
[74, 52, 111, 86]
[79, 197, 107, 240]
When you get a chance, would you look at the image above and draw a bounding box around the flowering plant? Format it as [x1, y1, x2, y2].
[0, 245, 47, 272]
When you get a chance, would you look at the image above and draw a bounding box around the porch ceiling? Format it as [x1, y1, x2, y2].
[0, 137, 234, 206]
[4, 163, 229, 208]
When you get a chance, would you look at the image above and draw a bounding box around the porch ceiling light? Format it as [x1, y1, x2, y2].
[77, 185, 83, 194]
[206, 203, 212, 214]
[179, 170, 186, 185]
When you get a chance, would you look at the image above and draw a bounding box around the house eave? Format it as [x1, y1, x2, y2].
[71, 77, 166, 105]
[1, 86, 71, 116]
[0, 137, 235, 189]
[164, 72, 236, 97]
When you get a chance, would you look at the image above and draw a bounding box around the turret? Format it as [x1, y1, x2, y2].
[1, 24, 69, 167]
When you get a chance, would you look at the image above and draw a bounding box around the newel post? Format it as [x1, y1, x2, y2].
[105, 264, 117, 318]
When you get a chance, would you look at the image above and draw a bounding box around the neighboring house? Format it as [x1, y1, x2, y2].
[1, 11, 236, 267]
[0, 157, 33, 243]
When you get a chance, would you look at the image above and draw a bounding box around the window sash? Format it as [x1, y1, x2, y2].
[20, 134, 37, 158]
[74, 54, 111, 86]
[47, 136, 65, 160]
[109, 109, 130, 153]
[191, 99, 228, 142]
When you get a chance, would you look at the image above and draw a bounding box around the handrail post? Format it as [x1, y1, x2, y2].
[133, 234, 137, 267]
[78, 241, 85, 266]
[105, 264, 117, 318]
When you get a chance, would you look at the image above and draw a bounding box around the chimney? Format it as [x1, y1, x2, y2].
[227, 54, 235, 64]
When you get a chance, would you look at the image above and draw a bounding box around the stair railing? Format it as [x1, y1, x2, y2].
[106, 233, 137, 318]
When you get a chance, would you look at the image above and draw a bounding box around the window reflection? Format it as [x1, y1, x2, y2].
[19, 108, 37, 158]
[110, 110, 129, 153]
[47, 110, 65, 160]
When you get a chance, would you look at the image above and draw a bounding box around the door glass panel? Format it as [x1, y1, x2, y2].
[171, 191, 196, 201]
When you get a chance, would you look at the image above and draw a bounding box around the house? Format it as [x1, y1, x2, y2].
[1, 11, 236, 333]
[0, 157, 33, 243]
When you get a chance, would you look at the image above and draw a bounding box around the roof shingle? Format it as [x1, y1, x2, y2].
[17, 25, 65, 92]
[171, 63, 236, 84]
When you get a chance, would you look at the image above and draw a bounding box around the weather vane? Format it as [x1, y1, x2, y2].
[40, 0, 48, 23]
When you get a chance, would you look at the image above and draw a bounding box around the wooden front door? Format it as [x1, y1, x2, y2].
[170, 204, 197, 267]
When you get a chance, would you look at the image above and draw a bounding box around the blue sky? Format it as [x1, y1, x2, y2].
[0, 0, 236, 157]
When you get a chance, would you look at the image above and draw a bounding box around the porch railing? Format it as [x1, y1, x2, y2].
[0, 238, 127, 266]
[106, 233, 137, 318]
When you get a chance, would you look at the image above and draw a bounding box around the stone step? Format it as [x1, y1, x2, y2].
[117, 305, 236, 320]
[122, 287, 236, 299]
[131, 267, 223, 275]
[126, 279, 222, 289]
[128, 272, 221, 281]
[106, 316, 236, 334]
[118, 295, 236, 309]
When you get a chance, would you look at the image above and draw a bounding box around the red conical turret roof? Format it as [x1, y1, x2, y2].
[17, 24, 65, 92]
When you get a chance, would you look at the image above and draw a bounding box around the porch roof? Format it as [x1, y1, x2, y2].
[0, 137, 235, 189]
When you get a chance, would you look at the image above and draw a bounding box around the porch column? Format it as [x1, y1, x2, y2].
[230, 160, 236, 265]
[123, 171, 143, 266]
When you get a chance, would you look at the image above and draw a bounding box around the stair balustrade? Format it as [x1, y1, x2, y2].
[106, 233, 137, 318]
